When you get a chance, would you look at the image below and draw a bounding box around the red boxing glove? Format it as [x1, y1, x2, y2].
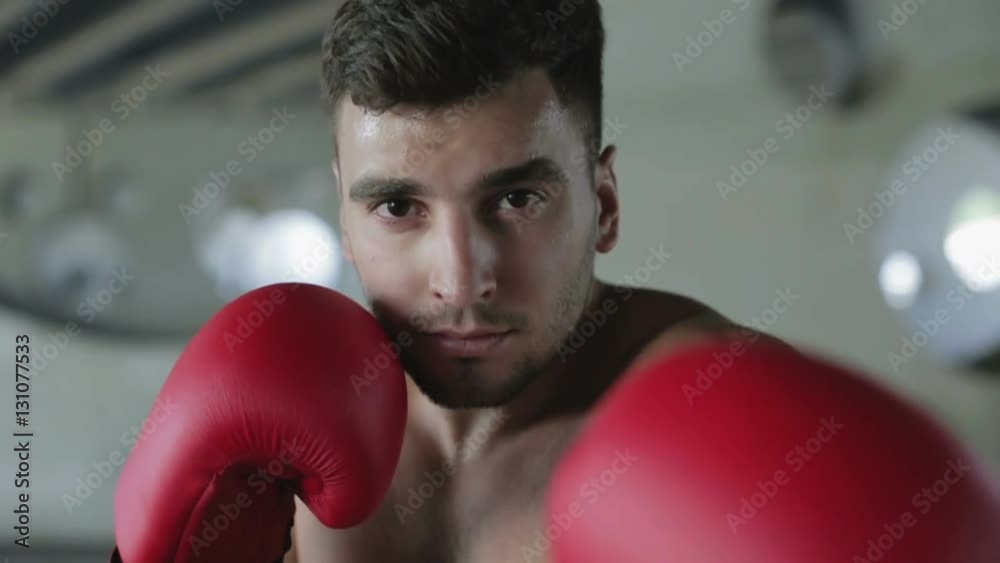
[111, 283, 407, 562]
[547, 338, 1000, 562]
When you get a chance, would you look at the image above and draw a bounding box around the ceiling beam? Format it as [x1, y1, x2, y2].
[0, 0, 207, 97]
[106, 1, 334, 101]
[198, 51, 322, 105]
[0, 3, 32, 28]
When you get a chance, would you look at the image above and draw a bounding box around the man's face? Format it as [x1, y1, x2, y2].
[335, 69, 611, 408]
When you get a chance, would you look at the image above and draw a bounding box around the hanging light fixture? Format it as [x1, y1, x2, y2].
[763, 0, 897, 111]
[872, 104, 1000, 374]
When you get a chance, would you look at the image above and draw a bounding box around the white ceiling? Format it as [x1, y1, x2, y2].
[1, 0, 997, 108]
[601, 0, 1000, 102]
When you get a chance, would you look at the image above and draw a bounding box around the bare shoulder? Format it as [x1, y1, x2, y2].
[614, 286, 792, 373]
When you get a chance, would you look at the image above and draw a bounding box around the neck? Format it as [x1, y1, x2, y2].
[423, 279, 615, 458]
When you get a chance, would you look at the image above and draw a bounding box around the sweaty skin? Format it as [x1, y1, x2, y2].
[287, 68, 767, 563]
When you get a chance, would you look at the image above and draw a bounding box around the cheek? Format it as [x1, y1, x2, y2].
[359, 251, 412, 298]
[502, 207, 586, 282]
[346, 214, 393, 267]
[501, 242, 576, 315]
[352, 238, 427, 306]
[350, 236, 396, 292]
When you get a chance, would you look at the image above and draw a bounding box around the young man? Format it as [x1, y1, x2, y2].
[109, 3, 999, 561]
[288, 1, 749, 560]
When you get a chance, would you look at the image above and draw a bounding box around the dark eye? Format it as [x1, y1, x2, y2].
[500, 190, 543, 210]
[375, 199, 414, 220]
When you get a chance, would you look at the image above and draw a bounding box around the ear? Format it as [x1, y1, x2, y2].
[594, 145, 620, 254]
[333, 159, 356, 264]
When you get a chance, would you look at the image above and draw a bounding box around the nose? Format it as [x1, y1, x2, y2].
[429, 216, 497, 308]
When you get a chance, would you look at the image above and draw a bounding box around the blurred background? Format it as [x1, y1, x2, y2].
[0, 0, 998, 560]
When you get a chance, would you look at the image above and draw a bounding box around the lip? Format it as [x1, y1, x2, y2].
[425, 330, 512, 357]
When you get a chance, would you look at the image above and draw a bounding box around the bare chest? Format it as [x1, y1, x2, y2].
[379, 418, 584, 563]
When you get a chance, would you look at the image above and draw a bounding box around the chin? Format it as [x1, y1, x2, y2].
[403, 354, 543, 409]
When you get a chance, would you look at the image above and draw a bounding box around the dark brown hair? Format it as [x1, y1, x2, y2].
[321, 0, 606, 163]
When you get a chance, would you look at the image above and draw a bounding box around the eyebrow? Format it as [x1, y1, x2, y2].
[347, 157, 570, 202]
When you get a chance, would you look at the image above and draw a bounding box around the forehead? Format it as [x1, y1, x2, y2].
[335, 69, 582, 187]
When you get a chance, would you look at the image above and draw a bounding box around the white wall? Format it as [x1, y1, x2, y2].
[0, 100, 367, 550]
[596, 1, 1000, 475]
